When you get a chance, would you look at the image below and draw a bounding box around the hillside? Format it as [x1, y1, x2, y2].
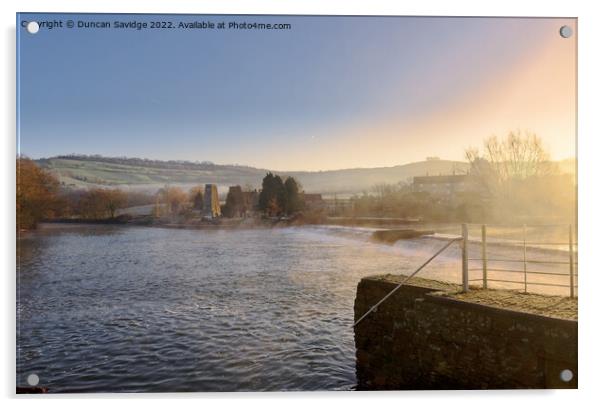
[36, 155, 471, 195]
[37, 156, 268, 191]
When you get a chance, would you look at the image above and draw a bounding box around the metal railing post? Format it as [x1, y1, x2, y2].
[523, 224, 527, 292]
[482, 224, 488, 289]
[462, 223, 469, 293]
[569, 224, 575, 298]
[523, 224, 527, 293]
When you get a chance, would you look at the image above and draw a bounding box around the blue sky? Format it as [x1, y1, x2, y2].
[17, 14, 576, 170]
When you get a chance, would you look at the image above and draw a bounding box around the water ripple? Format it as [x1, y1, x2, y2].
[17, 224, 569, 392]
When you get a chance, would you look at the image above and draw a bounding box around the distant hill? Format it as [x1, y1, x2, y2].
[37, 155, 575, 195]
[36, 155, 471, 195]
[286, 160, 470, 194]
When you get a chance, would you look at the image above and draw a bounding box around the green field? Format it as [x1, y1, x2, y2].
[37, 156, 575, 194]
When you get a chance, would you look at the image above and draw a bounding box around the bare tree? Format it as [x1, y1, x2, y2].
[155, 185, 188, 215]
[372, 183, 395, 215]
[466, 130, 556, 197]
[188, 185, 204, 210]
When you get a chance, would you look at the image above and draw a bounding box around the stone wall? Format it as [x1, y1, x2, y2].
[354, 277, 577, 389]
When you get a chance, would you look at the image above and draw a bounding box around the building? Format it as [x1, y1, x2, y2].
[222, 186, 260, 218]
[203, 184, 221, 218]
[412, 174, 471, 198]
[242, 190, 259, 214]
[324, 195, 353, 216]
[223, 186, 260, 218]
[225, 185, 244, 218]
[303, 193, 326, 211]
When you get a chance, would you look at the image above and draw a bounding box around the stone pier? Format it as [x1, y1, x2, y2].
[354, 275, 577, 390]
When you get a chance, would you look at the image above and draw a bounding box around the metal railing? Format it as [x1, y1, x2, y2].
[462, 223, 578, 298]
[353, 236, 462, 327]
[353, 223, 577, 327]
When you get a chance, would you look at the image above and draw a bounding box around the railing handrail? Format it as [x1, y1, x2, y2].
[473, 223, 576, 298]
[462, 223, 574, 228]
[353, 237, 462, 327]
[353, 223, 576, 329]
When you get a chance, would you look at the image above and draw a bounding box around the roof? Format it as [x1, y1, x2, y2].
[413, 174, 469, 185]
[303, 193, 323, 202]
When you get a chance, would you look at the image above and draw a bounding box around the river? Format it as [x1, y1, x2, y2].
[16, 223, 573, 392]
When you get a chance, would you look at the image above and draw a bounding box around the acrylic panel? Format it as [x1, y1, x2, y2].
[16, 13, 577, 393]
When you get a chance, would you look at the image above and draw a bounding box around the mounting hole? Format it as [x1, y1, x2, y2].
[26, 21, 40, 34]
[27, 373, 39, 386]
[560, 369, 573, 382]
[559, 25, 573, 39]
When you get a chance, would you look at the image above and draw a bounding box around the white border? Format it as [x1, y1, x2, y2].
[2, 1, 601, 406]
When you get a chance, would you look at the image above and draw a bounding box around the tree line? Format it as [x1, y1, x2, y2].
[17, 131, 575, 228]
[257, 172, 304, 217]
[17, 157, 158, 229]
[17, 158, 61, 230]
[152, 185, 204, 217]
[344, 131, 575, 223]
[17, 159, 306, 229]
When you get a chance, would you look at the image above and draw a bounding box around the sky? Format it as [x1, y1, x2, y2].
[17, 14, 576, 171]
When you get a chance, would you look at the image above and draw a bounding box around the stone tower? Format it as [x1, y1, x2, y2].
[203, 184, 221, 218]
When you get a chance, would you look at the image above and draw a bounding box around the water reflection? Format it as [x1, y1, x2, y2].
[16, 224, 571, 392]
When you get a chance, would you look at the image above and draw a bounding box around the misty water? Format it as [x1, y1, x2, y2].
[16, 224, 574, 392]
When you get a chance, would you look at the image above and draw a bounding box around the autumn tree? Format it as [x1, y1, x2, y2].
[78, 188, 127, 219]
[104, 189, 127, 218]
[79, 189, 106, 218]
[188, 186, 204, 210]
[17, 157, 60, 230]
[156, 186, 188, 215]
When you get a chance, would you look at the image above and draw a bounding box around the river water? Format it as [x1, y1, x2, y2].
[16, 223, 572, 392]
